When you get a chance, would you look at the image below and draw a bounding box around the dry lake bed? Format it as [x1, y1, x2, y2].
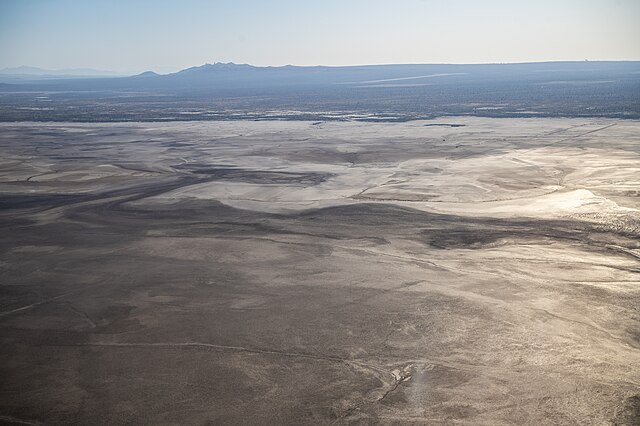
[0, 117, 639, 425]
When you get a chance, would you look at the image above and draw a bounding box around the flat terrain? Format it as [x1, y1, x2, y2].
[0, 118, 639, 424]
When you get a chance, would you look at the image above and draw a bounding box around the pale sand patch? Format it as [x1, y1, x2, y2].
[412, 188, 637, 217]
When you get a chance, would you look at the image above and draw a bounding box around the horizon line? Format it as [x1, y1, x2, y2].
[3, 59, 640, 76]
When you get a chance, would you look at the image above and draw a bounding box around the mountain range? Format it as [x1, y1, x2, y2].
[1, 61, 639, 121]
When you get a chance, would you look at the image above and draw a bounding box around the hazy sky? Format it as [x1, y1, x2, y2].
[1, 0, 639, 73]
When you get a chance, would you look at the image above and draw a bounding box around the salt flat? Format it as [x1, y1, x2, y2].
[0, 118, 638, 424]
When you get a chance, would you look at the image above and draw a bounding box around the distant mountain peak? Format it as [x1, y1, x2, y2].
[177, 62, 256, 74]
[136, 71, 160, 77]
[211, 61, 252, 68]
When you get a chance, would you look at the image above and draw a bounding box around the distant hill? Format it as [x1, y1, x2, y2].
[134, 71, 160, 78]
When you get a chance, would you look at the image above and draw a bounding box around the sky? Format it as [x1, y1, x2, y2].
[1, 0, 639, 74]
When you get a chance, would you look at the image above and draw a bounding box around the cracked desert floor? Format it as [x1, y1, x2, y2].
[0, 117, 639, 425]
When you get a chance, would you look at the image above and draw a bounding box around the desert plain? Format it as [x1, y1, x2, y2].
[0, 117, 639, 424]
